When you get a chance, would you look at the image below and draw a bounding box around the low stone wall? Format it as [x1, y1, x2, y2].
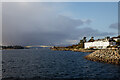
[84, 49, 120, 65]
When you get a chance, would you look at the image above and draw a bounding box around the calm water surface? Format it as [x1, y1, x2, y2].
[2, 48, 120, 79]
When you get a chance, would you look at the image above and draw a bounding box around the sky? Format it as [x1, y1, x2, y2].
[1, 0, 119, 2]
[2, 2, 118, 46]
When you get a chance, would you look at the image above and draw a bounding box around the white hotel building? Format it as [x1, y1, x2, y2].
[84, 38, 117, 49]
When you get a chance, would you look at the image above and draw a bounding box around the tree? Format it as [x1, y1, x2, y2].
[88, 37, 94, 42]
[78, 37, 86, 48]
[83, 37, 86, 42]
[118, 35, 120, 38]
[116, 39, 120, 45]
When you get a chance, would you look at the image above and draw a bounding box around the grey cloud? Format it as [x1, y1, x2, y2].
[2, 2, 116, 46]
[69, 27, 116, 40]
[109, 23, 118, 29]
[57, 27, 116, 46]
[85, 19, 92, 25]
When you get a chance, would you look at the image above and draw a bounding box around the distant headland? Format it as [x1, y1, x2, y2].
[1, 45, 28, 50]
[1, 45, 53, 50]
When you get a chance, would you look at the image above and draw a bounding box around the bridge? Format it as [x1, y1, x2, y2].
[25, 45, 54, 48]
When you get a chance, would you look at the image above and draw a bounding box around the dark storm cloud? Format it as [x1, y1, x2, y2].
[2, 2, 116, 46]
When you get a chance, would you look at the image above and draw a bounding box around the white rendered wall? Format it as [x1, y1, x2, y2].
[113, 38, 118, 41]
[84, 41, 112, 49]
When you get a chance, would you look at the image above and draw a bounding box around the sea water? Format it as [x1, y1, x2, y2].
[2, 48, 120, 79]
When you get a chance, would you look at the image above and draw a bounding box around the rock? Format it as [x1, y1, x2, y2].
[84, 49, 120, 65]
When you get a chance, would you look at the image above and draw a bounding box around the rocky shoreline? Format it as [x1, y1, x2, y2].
[51, 47, 120, 65]
[84, 49, 120, 65]
[50, 47, 96, 52]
